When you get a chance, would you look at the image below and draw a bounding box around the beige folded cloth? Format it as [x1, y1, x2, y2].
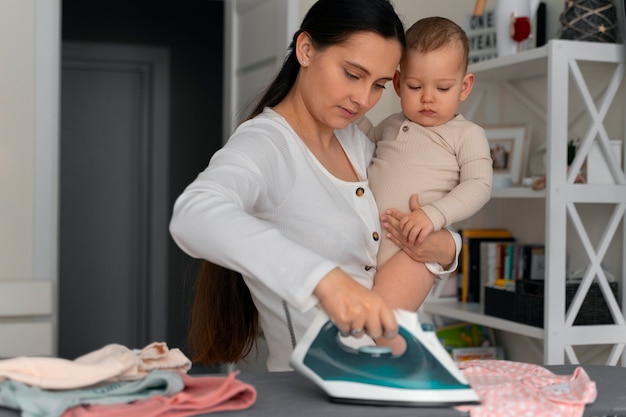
[0, 342, 191, 389]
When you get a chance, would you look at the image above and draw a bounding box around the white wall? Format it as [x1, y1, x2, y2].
[0, 0, 58, 357]
[0, 0, 35, 280]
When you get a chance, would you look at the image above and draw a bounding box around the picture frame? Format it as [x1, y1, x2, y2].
[484, 125, 530, 186]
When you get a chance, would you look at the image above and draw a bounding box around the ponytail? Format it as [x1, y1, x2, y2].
[187, 261, 258, 365]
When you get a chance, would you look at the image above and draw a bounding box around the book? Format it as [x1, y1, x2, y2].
[479, 240, 518, 310]
[504, 243, 514, 280]
[458, 228, 514, 303]
[525, 245, 546, 280]
[452, 346, 505, 362]
[479, 243, 546, 315]
[471, 236, 516, 302]
[436, 322, 497, 355]
[480, 241, 498, 286]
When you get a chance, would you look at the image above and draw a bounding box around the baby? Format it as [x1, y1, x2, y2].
[363, 16, 493, 352]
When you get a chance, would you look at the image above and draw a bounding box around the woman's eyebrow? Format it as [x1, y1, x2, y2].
[346, 61, 394, 82]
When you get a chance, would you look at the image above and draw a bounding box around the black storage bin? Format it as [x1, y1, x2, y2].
[484, 286, 516, 321]
[484, 280, 619, 328]
[515, 280, 619, 327]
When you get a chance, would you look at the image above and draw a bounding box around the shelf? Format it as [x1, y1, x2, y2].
[469, 43, 549, 81]
[469, 39, 625, 81]
[433, 38, 626, 365]
[490, 184, 626, 200]
[491, 187, 545, 199]
[422, 299, 544, 339]
[566, 184, 626, 204]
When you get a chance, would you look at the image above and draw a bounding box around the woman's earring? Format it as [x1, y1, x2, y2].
[301, 59, 306, 65]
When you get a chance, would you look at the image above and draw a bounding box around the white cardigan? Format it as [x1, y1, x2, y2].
[169, 108, 460, 371]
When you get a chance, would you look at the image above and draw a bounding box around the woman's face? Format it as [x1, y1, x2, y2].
[298, 31, 402, 130]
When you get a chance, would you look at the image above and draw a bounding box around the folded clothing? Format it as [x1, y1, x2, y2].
[0, 342, 191, 390]
[62, 372, 257, 417]
[0, 370, 184, 417]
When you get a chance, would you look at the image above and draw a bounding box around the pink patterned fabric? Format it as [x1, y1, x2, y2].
[456, 360, 597, 417]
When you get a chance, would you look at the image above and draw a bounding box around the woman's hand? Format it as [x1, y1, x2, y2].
[313, 268, 397, 340]
[381, 194, 456, 268]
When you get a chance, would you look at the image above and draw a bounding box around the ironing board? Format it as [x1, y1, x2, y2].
[0, 365, 624, 416]
[211, 364, 626, 417]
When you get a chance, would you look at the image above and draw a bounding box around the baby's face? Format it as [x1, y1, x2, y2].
[393, 43, 473, 127]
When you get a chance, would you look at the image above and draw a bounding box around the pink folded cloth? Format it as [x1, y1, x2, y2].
[62, 372, 257, 417]
[455, 360, 597, 417]
[0, 342, 191, 389]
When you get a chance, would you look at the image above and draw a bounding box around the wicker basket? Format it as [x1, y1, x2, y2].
[557, 0, 619, 42]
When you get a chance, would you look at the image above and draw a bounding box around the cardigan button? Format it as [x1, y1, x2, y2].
[355, 187, 365, 197]
[402, 125, 409, 132]
[372, 231, 379, 241]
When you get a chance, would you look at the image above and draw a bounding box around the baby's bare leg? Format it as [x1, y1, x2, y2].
[374, 249, 435, 310]
[373, 249, 435, 354]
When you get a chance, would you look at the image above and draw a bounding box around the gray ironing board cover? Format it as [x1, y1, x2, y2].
[0, 364, 624, 416]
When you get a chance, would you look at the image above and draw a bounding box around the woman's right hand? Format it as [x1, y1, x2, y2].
[313, 268, 397, 340]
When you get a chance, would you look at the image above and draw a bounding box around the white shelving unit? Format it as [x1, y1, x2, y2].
[423, 40, 626, 366]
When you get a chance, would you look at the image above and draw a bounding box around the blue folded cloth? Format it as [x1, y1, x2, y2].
[0, 370, 184, 417]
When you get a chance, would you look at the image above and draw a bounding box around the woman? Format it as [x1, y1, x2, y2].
[169, 0, 460, 371]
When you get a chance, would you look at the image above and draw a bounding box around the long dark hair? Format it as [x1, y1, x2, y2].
[187, 0, 405, 366]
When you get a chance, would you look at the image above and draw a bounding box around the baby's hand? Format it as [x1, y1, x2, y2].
[399, 209, 434, 245]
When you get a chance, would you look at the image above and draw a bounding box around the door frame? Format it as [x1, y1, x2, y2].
[34, 0, 61, 354]
[222, 0, 300, 143]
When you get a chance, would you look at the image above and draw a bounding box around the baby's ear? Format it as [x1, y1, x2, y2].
[460, 73, 475, 102]
[393, 70, 402, 97]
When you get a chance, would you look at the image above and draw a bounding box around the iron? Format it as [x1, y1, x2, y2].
[289, 309, 480, 406]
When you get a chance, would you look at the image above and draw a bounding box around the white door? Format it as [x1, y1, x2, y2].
[222, 0, 300, 142]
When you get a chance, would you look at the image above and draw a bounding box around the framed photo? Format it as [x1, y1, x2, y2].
[484, 125, 530, 186]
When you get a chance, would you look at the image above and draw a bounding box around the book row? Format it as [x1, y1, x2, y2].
[458, 228, 545, 303]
